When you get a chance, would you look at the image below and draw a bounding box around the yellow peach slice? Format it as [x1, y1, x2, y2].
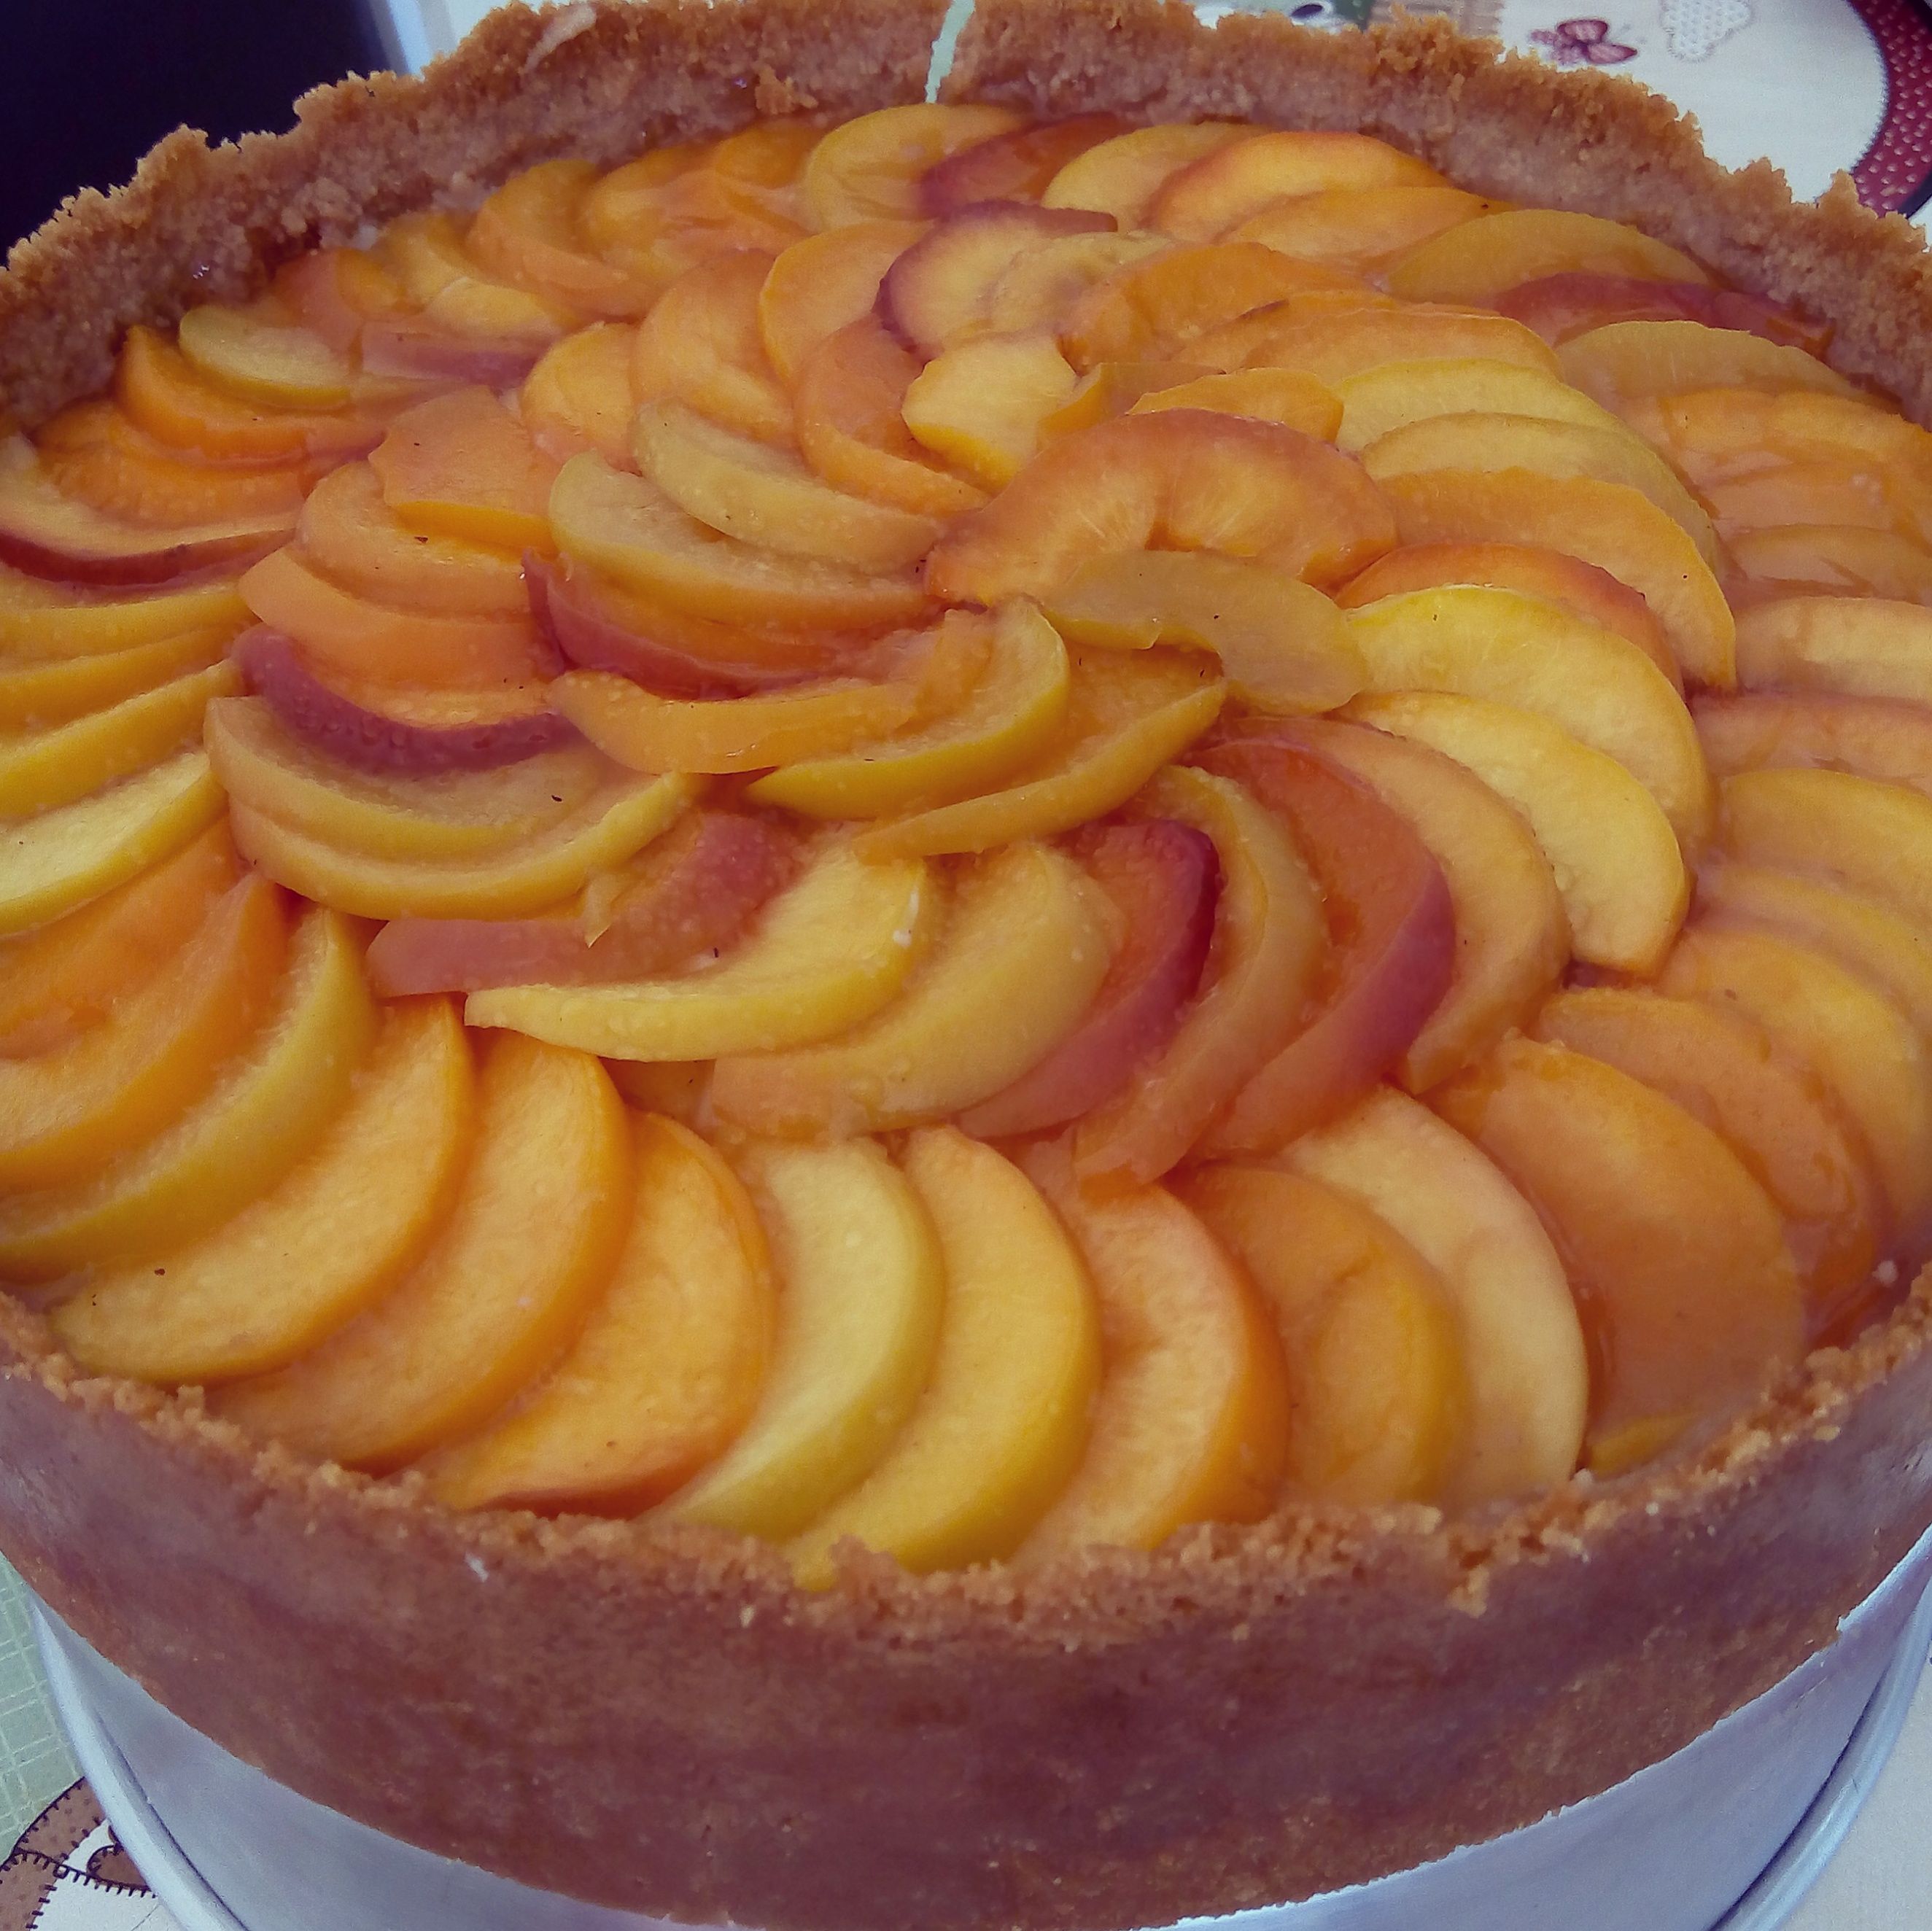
[1294, 716, 1569, 1090]
[0, 624, 228, 732]
[1557, 320, 1858, 408]
[1659, 921, 1932, 1229]
[1075, 764, 1324, 1185]
[0, 749, 225, 936]
[1041, 123, 1251, 226]
[635, 399, 942, 572]
[759, 219, 928, 382]
[667, 1137, 944, 1539]
[1152, 131, 1443, 241]
[1178, 1162, 1467, 1506]
[1041, 551, 1362, 715]
[1727, 525, 1932, 606]
[210, 1033, 631, 1469]
[1230, 185, 1494, 277]
[0, 874, 284, 1192]
[1020, 1142, 1290, 1553]
[1385, 209, 1710, 305]
[176, 303, 354, 410]
[1331, 357, 1626, 453]
[631, 251, 793, 446]
[520, 322, 638, 465]
[982, 233, 1171, 338]
[47, 999, 472, 1375]
[1125, 367, 1342, 438]
[710, 840, 1112, 1135]
[1190, 300, 1559, 382]
[803, 105, 1023, 227]
[1286, 1085, 1588, 1507]
[230, 772, 697, 920]
[424, 1115, 775, 1513]
[1734, 597, 1932, 704]
[1343, 586, 1712, 847]
[1346, 690, 1688, 972]
[1435, 1037, 1804, 1453]
[467, 843, 934, 1060]
[1374, 467, 1736, 689]
[0, 571, 247, 658]
[901, 333, 1081, 492]
[548, 454, 930, 630]
[0, 906, 375, 1281]
[748, 603, 1069, 817]
[853, 647, 1224, 860]
[788, 1127, 1100, 1584]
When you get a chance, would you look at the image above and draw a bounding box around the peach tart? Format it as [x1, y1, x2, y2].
[3, 0, 1932, 1924]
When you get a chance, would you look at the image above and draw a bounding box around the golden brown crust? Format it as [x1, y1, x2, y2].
[5, 5, 1932, 1928]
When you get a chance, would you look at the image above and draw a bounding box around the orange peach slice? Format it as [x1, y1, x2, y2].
[1152, 131, 1443, 241]
[1373, 467, 1736, 688]
[1190, 300, 1558, 383]
[1041, 123, 1251, 226]
[369, 386, 561, 553]
[1125, 368, 1342, 439]
[1019, 1141, 1289, 1553]
[803, 105, 1024, 228]
[1734, 596, 1932, 704]
[1532, 984, 1887, 1333]
[1041, 551, 1362, 714]
[0, 874, 284, 1192]
[1726, 525, 1932, 607]
[981, 231, 1170, 335]
[1230, 185, 1494, 277]
[635, 399, 943, 572]
[1696, 459, 1915, 545]
[0, 625, 228, 733]
[1286, 1085, 1587, 1507]
[901, 332, 1080, 492]
[46, 998, 471, 1375]
[519, 322, 639, 465]
[632, 250, 793, 446]
[1330, 357, 1625, 453]
[667, 1136, 944, 1539]
[1283, 715, 1570, 1091]
[1626, 384, 1932, 480]
[1386, 209, 1708, 305]
[926, 409, 1396, 605]
[0, 749, 225, 936]
[1693, 691, 1932, 795]
[1346, 689, 1688, 972]
[580, 141, 805, 287]
[0, 570, 247, 660]
[1178, 1161, 1467, 1506]
[467, 843, 934, 1060]
[1435, 1036, 1804, 1456]
[922, 114, 1131, 214]
[176, 303, 354, 410]
[788, 1127, 1100, 1585]
[1557, 319, 1858, 408]
[209, 1033, 632, 1470]
[852, 646, 1224, 859]
[1075, 764, 1324, 1185]
[759, 219, 927, 383]
[548, 454, 931, 631]
[710, 840, 1112, 1136]
[424, 1114, 775, 1514]
[466, 159, 658, 319]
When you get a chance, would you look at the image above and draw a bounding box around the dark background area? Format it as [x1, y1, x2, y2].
[2, 1, 395, 253]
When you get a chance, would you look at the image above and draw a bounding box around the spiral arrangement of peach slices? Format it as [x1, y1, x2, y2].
[9, 102, 1932, 1577]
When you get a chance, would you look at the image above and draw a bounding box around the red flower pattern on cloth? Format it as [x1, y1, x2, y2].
[1530, 18, 1640, 63]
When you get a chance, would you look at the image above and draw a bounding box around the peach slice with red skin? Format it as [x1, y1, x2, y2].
[369, 386, 561, 554]
[1041, 123, 1251, 227]
[1385, 209, 1710, 306]
[922, 116, 1130, 214]
[1230, 185, 1495, 277]
[357, 316, 547, 389]
[1193, 734, 1454, 1153]
[757, 220, 928, 385]
[1556, 319, 1858, 409]
[1150, 130, 1444, 241]
[901, 333, 1080, 492]
[519, 322, 638, 465]
[802, 105, 1024, 228]
[632, 251, 794, 447]
[1693, 691, 1932, 797]
[1498, 273, 1830, 354]
[926, 408, 1396, 605]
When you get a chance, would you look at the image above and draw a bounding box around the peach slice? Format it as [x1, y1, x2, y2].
[1435, 1037, 1804, 1456]
[1189, 300, 1559, 384]
[749, 602, 1069, 818]
[879, 202, 1115, 355]
[548, 454, 931, 631]
[1060, 244, 1359, 370]
[1499, 274, 1831, 354]
[1734, 597, 1932, 704]
[47, 998, 470, 1377]
[1018, 1141, 1289, 1553]
[926, 409, 1396, 605]
[0, 873, 284, 1192]
[231, 769, 694, 922]
[1329, 357, 1626, 454]
[0, 658, 238, 819]
[1531, 984, 1886, 1333]
[1230, 185, 1494, 277]
[1040, 362, 1219, 443]
[520, 322, 638, 465]
[788, 1127, 1100, 1584]
[1179, 1162, 1467, 1505]
[424, 1114, 775, 1514]
[759, 219, 928, 384]
[1286, 1085, 1586, 1507]
[632, 250, 794, 446]
[1074, 764, 1324, 1185]
[1693, 691, 1932, 795]
[209, 1033, 631, 1469]
[1125, 367, 1341, 438]
[852, 646, 1225, 860]
[901, 333, 1080, 492]
[1697, 460, 1917, 545]
[466, 160, 658, 319]
[1385, 209, 1708, 305]
[667, 1136, 944, 1539]
[1726, 525, 1932, 607]
[466, 843, 935, 1060]
[0, 626, 229, 734]
[1659, 920, 1932, 1229]
[794, 317, 989, 519]
[1042, 551, 1359, 715]
[710, 840, 1112, 1136]
[580, 139, 807, 287]
[0, 822, 236, 1057]
[0, 569, 247, 660]
[1341, 585, 1713, 847]
[803, 105, 1024, 228]
[369, 386, 562, 553]
[0, 749, 225, 937]
[1624, 385, 1931, 481]
[1273, 716, 1569, 1091]
[1373, 467, 1736, 689]
[1346, 690, 1688, 972]
[1556, 319, 1858, 408]
[634, 400, 943, 572]
[0, 906, 376, 1281]
[922, 115, 1130, 212]
[1151, 131, 1443, 241]
[980, 231, 1170, 335]
[1041, 123, 1251, 226]
[176, 302, 354, 410]
[357, 316, 547, 389]
[273, 246, 406, 354]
